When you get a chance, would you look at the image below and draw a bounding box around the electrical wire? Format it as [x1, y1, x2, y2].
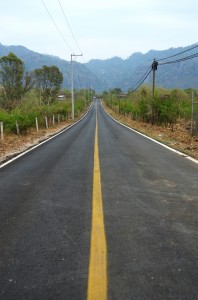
[57, 0, 82, 54]
[159, 52, 198, 65]
[133, 69, 152, 92]
[40, 0, 73, 53]
[157, 43, 198, 62]
[130, 43, 198, 92]
[130, 66, 152, 92]
[132, 66, 152, 87]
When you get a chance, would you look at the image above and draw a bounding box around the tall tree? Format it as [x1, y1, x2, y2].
[34, 65, 63, 104]
[0, 52, 24, 109]
[0, 52, 34, 110]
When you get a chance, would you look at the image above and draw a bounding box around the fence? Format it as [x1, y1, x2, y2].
[0, 114, 71, 141]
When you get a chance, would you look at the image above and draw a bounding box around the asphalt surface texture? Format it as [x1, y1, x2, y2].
[0, 99, 198, 300]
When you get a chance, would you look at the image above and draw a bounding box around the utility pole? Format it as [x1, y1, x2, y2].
[152, 59, 158, 97]
[191, 91, 194, 135]
[71, 53, 83, 121]
[190, 91, 198, 135]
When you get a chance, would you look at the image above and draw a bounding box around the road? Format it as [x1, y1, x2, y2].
[0, 100, 197, 299]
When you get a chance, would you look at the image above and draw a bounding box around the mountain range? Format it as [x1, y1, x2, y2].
[0, 43, 198, 92]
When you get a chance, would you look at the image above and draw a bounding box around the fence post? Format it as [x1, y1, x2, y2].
[53, 115, 55, 126]
[45, 116, 48, 129]
[16, 121, 20, 136]
[0, 122, 4, 141]
[35, 117, 39, 132]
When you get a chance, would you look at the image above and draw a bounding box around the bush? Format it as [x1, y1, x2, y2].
[103, 86, 192, 127]
[0, 89, 90, 134]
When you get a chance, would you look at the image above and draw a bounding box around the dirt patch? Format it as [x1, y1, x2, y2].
[104, 106, 198, 160]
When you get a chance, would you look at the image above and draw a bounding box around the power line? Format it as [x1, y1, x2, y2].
[132, 66, 152, 87]
[157, 43, 198, 62]
[131, 66, 152, 92]
[133, 69, 152, 92]
[130, 50, 198, 92]
[159, 52, 198, 65]
[153, 50, 198, 95]
[40, 0, 73, 53]
[130, 43, 198, 93]
[57, 0, 82, 54]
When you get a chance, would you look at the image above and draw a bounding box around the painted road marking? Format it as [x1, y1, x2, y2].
[87, 110, 107, 300]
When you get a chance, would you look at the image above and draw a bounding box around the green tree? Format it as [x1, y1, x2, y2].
[34, 65, 63, 104]
[113, 88, 122, 95]
[23, 71, 35, 94]
[0, 52, 34, 110]
[0, 52, 24, 109]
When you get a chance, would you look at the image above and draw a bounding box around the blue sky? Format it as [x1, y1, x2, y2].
[1, 0, 198, 62]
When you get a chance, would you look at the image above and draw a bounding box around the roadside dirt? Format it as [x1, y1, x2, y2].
[104, 106, 198, 160]
[0, 121, 73, 165]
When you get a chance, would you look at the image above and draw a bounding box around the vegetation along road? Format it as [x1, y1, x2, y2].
[0, 99, 197, 300]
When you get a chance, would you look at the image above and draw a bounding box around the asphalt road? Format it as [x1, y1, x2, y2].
[0, 100, 198, 299]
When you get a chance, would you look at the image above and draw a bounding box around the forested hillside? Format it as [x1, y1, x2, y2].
[0, 43, 198, 91]
[0, 44, 105, 91]
[86, 45, 198, 91]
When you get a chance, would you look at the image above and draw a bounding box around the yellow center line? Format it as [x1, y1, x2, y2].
[87, 108, 107, 300]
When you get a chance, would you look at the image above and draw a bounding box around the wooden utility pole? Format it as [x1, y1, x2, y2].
[152, 59, 158, 97]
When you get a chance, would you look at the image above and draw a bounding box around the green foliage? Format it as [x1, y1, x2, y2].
[0, 53, 35, 110]
[0, 107, 36, 133]
[120, 101, 132, 115]
[0, 88, 91, 134]
[0, 51, 91, 134]
[104, 86, 193, 127]
[0, 52, 24, 108]
[34, 65, 63, 104]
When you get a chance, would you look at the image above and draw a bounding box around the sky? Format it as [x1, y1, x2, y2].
[1, 0, 198, 63]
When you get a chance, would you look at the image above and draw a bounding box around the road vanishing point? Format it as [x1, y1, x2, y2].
[0, 100, 198, 300]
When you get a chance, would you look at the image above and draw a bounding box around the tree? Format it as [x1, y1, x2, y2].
[0, 52, 34, 110]
[34, 65, 63, 104]
[113, 88, 122, 95]
[23, 71, 35, 94]
[0, 52, 24, 109]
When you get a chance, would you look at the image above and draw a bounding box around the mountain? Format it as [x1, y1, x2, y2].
[0, 43, 198, 91]
[85, 45, 198, 91]
[0, 43, 106, 91]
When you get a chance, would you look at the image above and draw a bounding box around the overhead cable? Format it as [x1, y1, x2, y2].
[41, 0, 73, 53]
[57, 0, 82, 54]
[159, 52, 198, 65]
[132, 67, 152, 92]
[132, 66, 152, 87]
[157, 43, 198, 62]
[130, 42, 198, 92]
